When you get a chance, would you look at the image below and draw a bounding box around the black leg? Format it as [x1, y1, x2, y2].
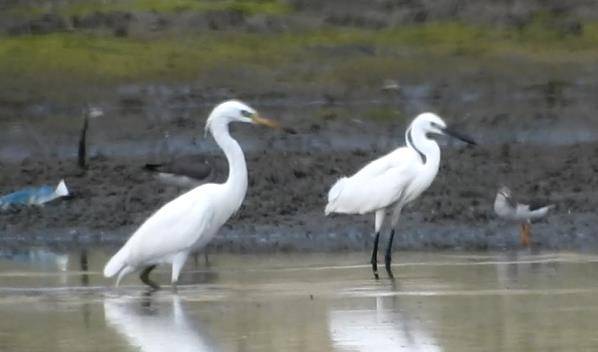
[140, 265, 161, 291]
[193, 252, 199, 268]
[79, 249, 89, 286]
[385, 229, 395, 278]
[141, 289, 155, 307]
[370, 231, 380, 279]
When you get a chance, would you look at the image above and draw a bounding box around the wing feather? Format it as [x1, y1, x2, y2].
[121, 187, 215, 266]
[326, 147, 419, 214]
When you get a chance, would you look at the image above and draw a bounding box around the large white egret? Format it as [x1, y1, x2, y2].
[104, 100, 278, 289]
[325, 113, 475, 278]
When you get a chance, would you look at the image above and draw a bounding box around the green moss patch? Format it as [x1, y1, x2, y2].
[2, 21, 598, 102]
[6, 0, 291, 18]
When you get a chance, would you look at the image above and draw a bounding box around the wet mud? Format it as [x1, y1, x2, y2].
[1, 1, 598, 251]
[0, 119, 596, 251]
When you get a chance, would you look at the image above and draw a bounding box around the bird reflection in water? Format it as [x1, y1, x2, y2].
[104, 293, 216, 352]
[328, 280, 440, 352]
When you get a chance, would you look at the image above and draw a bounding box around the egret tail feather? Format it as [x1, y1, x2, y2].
[325, 177, 347, 215]
[103, 247, 128, 278]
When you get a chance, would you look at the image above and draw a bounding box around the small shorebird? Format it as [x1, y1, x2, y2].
[494, 186, 554, 246]
[325, 112, 476, 279]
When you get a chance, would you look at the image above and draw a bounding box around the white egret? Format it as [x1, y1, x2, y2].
[494, 186, 554, 246]
[103, 100, 278, 289]
[325, 113, 475, 278]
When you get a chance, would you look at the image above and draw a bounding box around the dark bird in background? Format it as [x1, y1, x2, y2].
[143, 155, 218, 188]
[494, 186, 555, 247]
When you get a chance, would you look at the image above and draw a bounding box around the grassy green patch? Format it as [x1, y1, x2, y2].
[0, 32, 288, 83]
[2, 21, 598, 102]
[81, 0, 290, 16]
[6, 0, 291, 18]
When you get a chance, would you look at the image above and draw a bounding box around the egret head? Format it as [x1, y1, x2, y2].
[497, 186, 512, 199]
[205, 100, 278, 135]
[412, 112, 476, 145]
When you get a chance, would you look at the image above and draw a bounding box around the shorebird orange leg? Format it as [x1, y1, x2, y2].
[520, 223, 531, 247]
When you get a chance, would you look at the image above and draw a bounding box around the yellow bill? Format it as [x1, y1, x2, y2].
[251, 114, 280, 129]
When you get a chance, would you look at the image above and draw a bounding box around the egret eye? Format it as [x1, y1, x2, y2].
[240, 110, 253, 118]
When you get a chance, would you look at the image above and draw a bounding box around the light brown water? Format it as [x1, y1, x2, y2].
[1, 249, 598, 351]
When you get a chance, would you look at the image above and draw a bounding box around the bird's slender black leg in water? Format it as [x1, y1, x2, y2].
[385, 229, 395, 278]
[140, 265, 160, 291]
[193, 252, 199, 268]
[371, 232, 381, 279]
[79, 249, 89, 286]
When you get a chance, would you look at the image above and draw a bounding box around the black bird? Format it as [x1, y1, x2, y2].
[144, 155, 218, 188]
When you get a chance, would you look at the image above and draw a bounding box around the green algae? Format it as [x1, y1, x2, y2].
[6, 0, 291, 18]
[1, 20, 598, 102]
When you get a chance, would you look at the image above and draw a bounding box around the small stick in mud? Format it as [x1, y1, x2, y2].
[77, 106, 104, 169]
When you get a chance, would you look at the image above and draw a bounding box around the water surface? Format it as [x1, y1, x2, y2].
[1, 249, 598, 351]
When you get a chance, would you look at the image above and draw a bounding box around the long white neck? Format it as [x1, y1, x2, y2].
[210, 122, 248, 209]
[406, 125, 441, 172]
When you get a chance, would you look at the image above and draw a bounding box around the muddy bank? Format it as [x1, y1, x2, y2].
[1, 1, 598, 252]
[0, 130, 596, 251]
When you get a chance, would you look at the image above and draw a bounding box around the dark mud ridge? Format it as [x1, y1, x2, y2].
[1, 140, 596, 252]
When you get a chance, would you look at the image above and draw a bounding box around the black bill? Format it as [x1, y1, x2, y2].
[442, 127, 476, 145]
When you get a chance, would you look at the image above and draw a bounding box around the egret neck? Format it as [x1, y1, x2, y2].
[406, 125, 441, 171]
[209, 120, 248, 212]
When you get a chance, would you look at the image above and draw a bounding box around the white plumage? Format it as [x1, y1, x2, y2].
[494, 186, 554, 246]
[326, 148, 421, 215]
[325, 112, 475, 278]
[494, 186, 554, 222]
[104, 100, 278, 289]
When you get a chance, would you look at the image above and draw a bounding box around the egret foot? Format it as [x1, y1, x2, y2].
[140, 265, 161, 291]
[520, 223, 531, 247]
[384, 229, 395, 278]
[371, 232, 381, 279]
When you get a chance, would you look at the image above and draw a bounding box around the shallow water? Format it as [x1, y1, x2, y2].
[1, 249, 598, 351]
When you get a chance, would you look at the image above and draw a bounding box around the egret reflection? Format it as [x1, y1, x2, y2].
[328, 295, 441, 352]
[104, 294, 216, 352]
